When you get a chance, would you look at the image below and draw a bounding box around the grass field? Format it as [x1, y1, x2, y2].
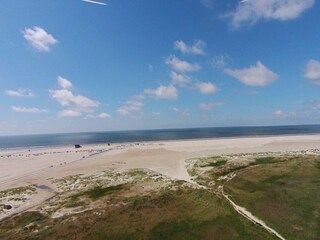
[224, 155, 320, 240]
[0, 186, 276, 240]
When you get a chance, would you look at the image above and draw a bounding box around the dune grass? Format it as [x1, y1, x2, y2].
[70, 184, 126, 201]
[252, 157, 277, 165]
[0, 187, 276, 240]
[225, 155, 320, 240]
[202, 160, 228, 168]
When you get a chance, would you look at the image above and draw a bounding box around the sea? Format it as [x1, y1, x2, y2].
[1, 125, 320, 150]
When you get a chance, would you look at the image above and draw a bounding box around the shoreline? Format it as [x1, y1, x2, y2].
[1, 134, 320, 188]
[1, 132, 320, 152]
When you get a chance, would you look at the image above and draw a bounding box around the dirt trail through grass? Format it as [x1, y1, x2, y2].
[217, 173, 286, 240]
[184, 160, 285, 240]
[221, 187, 286, 240]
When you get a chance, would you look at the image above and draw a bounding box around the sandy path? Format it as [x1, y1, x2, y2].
[217, 173, 286, 240]
[221, 187, 286, 240]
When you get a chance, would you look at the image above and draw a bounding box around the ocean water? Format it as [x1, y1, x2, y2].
[1, 125, 320, 149]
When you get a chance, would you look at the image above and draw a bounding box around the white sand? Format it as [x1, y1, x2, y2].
[1, 134, 320, 192]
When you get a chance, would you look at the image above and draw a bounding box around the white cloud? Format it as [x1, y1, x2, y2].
[195, 82, 218, 94]
[200, 102, 224, 110]
[227, 0, 315, 28]
[152, 112, 160, 116]
[171, 107, 190, 117]
[51, 78, 100, 117]
[50, 89, 99, 112]
[274, 110, 286, 116]
[57, 76, 73, 89]
[210, 55, 231, 69]
[117, 108, 130, 116]
[225, 61, 278, 87]
[5, 89, 34, 97]
[97, 113, 111, 119]
[12, 106, 48, 113]
[117, 95, 144, 116]
[144, 85, 178, 99]
[174, 40, 206, 55]
[170, 71, 191, 86]
[304, 59, 320, 85]
[125, 98, 143, 110]
[165, 55, 201, 73]
[87, 113, 111, 119]
[22, 26, 57, 52]
[59, 110, 82, 117]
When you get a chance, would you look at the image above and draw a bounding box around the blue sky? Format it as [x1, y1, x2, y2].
[1, 0, 320, 135]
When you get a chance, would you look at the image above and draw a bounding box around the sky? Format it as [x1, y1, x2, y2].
[0, 0, 320, 136]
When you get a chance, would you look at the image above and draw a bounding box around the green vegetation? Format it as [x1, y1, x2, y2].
[17, 211, 46, 225]
[126, 169, 149, 178]
[128, 191, 174, 210]
[71, 184, 126, 201]
[149, 215, 254, 240]
[216, 165, 249, 177]
[64, 201, 85, 208]
[252, 157, 277, 165]
[314, 160, 320, 169]
[86, 185, 125, 199]
[2, 154, 320, 239]
[202, 160, 227, 168]
[0, 187, 276, 240]
[7, 211, 46, 228]
[199, 156, 283, 180]
[0, 186, 36, 197]
[225, 155, 320, 240]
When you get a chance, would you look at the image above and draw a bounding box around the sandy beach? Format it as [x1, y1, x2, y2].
[2, 134, 320, 190]
[1, 134, 320, 221]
